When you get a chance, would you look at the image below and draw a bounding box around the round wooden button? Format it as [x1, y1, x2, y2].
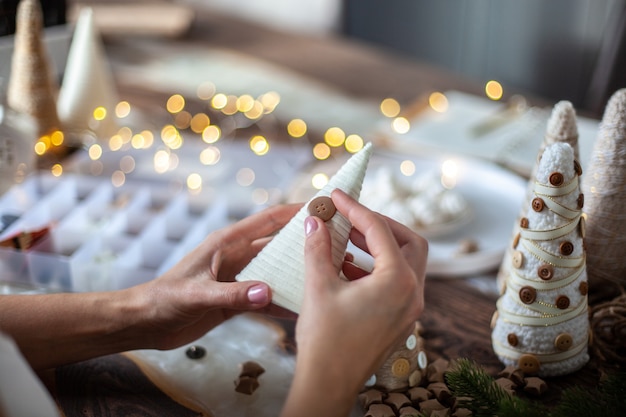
[307, 196, 336, 221]
[559, 241, 574, 256]
[579, 281, 589, 296]
[555, 333, 573, 351]
[574, 159, 583, 176]
[537, 264, 554, 280]
[507, 333, 519, 347]
[520, 217, 529, 229]
[519, 286, 536, 304]
[512, 251, 524, 269]
[549, 172, 564, 186]
[531, 197, 545, 212]
[518, 354, 540, 375]
[556, 295, 570, 309]
[577, 193, 584, 209]
[391, 358, 411, 377]
[512, 232, 520, 249]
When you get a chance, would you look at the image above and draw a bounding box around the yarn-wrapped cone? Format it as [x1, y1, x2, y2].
[7, 0, 61, 136]
[582, 88, 626, 301]
[236, 143, 373, 313]
[497, 101, 580, 292]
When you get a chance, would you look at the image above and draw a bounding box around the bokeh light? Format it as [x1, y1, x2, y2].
[380, 98, 401, 118]
[485, 80, 503, 100]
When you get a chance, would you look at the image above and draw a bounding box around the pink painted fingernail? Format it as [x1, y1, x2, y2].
[247, 284, 269, 304]
[304, 216, 318, 236]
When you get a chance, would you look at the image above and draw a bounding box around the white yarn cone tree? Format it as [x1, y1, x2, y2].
[57, 7, 119, 138]
[236, 143, 373, 313]
[492, 142, 589, 377]
[497, 101, 581, 292]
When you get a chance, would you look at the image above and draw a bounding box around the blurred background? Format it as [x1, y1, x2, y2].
[0, 0, 624, 117]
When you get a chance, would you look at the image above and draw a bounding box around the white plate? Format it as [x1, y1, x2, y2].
[289, 149, 526, 278]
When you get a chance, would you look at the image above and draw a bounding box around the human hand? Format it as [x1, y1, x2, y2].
[282, 189, 427, 416]
[129, 203, 301, 351]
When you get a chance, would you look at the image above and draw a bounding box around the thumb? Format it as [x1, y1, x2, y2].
[303, 216, 337, 288]
[210, 281, 272, 310]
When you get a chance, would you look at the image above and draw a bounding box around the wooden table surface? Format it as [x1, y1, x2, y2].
[47, 4, 603, 416]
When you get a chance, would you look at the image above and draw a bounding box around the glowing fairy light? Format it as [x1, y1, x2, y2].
[221, 95, 238, 115]
[115, 101, 131, 118]
[34, 141, 46, 155]
[251, 188, 270, 205]
[88, 143, 102, 160]
[190, 113, 210, 134]
[199, 146, 221, 165]
[236, 94, 255, 113]
[50, 130, 64, 146]
[141, 130, 154, 148]
[202, 125, 221, 144]
[485, 80, 503, 100]
[392, 117, 410, 134]
[324, 127, 345, 147]
[111, 170, 126, 187]
[313, 143, 331, 160]
[311, 173, 329, 189]
[109, 134, 123, 151]
[154, 150, 171, 174]
[118, 127, 133, 143]
[260, 91, 280, 113]
[187, 173, 202, 191]
[344, 134, 364, 153]
[211, 93, 228, 110]
[236, 168, 256, 187]
[250, 135, 270, 156]
[51, 164, 63, 177]
[131, 133, 146, 149]
[244, 101, 264, 120]
[380, 98, 401, 117]
[196, 82, 216, 100]
[93, 106, 107, 121]
[166, 94, 185, 114]
[120, 155, 135, 173]
[161, 124, 183, 149]
[400, 160, 416, 176]
[428, 92, 449, 113]
[174, 111, 192, 129]
[441, 159, 459, 189]
[287, 119, 307, 138]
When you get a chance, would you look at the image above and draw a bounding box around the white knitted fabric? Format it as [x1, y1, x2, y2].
[236, 143, 373, 313]
[492, 142, 590, 377]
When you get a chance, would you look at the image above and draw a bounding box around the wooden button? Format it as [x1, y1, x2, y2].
[556, 295, 570, 309]
[579, 215, 586, 238]
[185, 345, 206, 359]
[507, 333, 519, 347]
[405, 334, 417, 350]
[519, 286, 536, 304]
[307, 196, 336, 221]
[512, 251, 524, 269]
[531, 197, 545, 212]
[512, 232, 520, 249]
[549, 172, 564, 186]
[559, 241, 574, 256]
[537, 264, 554, 280]
[520, 217, 529, 229]
[391, 358, 411, 377]
[574, 159, 583, 176]
[579, 281, 588, 296]
[518, 354, 540, 375]
[555, 333, 573, 351]
[577, 193, 584, 209]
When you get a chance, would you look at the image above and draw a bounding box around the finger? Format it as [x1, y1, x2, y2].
[207, 281, 272, 310]
[216, 203, 301, 244]
[303, 216, 337, 290]
[342, 260, 369, 281]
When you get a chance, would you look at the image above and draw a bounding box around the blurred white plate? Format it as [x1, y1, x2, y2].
[289, 149, 526, 278]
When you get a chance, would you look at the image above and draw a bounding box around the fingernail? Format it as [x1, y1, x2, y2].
[304, 216, 318, 236]
[247, 284, 269, 304]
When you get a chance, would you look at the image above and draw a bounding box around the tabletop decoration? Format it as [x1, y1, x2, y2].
[57, 6, 119, 142]
[581, 88, 626, 302]
[492, 142, 589, 377]
[497, 101, 580, 293]
[6, 0, 61, 138]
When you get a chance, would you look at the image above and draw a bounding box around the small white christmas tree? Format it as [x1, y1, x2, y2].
[492, 142, 589, 377]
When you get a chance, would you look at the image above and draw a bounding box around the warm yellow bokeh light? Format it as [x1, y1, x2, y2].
[236, 95, 255, 113]
[380, 98, 401, 118]
[109, 134, 124, 151]
[345, 134, 364, 153]
[166, 94, 185, 114]
[88, 144, 103, 160]
[202, 125, 221, 144]
[34, 141, 47, 155]
[190, 113, 211, 134]
[392, 117, 411, 134]
[244, 101, 264, 120]
[141, 130, 154, 148]
[211, 93, 228, 109]
[93, 106, 107, 121]
[120, 155, 136, 173]
[428, 92, 449, 113]
[174, 111, 192, 129]
[111, 170, 126, 187]
[287, 119, 307, 138]
[324, 127, 345, 147]
[154, 150, 171, 174]
[161, 124, 183, 149]
[221, 95, 238, 115]
[115, 101, 131, 118]
[313, 143, 331, 160]
[51, 164, 63, 177]
[187, 173, 203, 191]
[485, 80, 503, 100]
[250, 135, 270, 156]
[441, 159, 459, 189]
[200, 146, 221, 165]
[260, 91, 280, 113]
[311, 173, 329, 190]
[236, 167, 256, 187]
[400, 160, 416, 176]
[131, 133, 146, 149]
[118, 127, 133, 143]
[50, 130, 64, 146]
